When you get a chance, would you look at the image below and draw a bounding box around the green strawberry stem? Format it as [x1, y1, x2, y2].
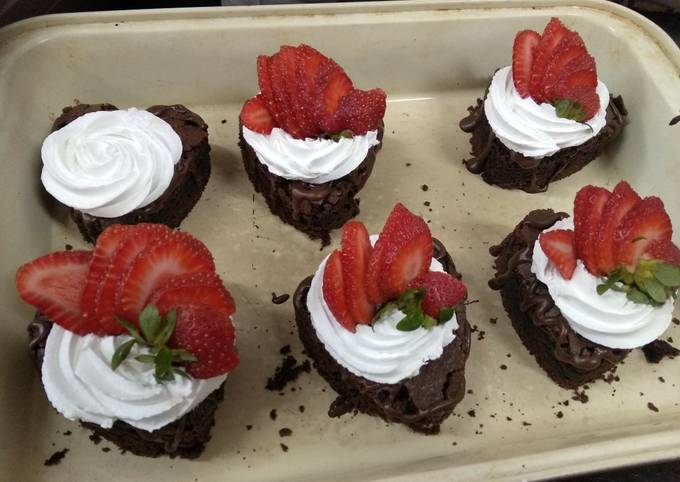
[597, 260, 680, 306]
[373, 288, 457, 332]
[111, 304, 197, 383]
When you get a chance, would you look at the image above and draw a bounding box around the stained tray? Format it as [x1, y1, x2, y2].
[1, 1, 679, 481]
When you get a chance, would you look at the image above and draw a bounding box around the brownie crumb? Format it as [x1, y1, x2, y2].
[221, 119, 227, 124]
[556, 411, 564, 419]
[506, 416, 513, 421]
[642, 339, 680, 364]
[659, 376, 666, 383]
[102, 447, 111, 453]
[279, 345, 291, 356]
[63, 430, 72, 436]
[269, 409, 277, 421]
[489, 317, 497, 325]
[477, 330, 486, 341]
[424, 201, 431, 207]
[648, 402, 659, 413]
[522, 421, 532, 426]
[280, 443, 289, 452]
[265, 355, 311, 391]
[421, 184, 429, 191]
[467, 410, 476, 418]
[298, 405, 305, 413]
[271, 292, 290, 305]
[279, 428, 293, 437]
[246, 424, 253, 431]
[673, 317, 679, 326]
[405, 162, 411, 167]
[670, 115, 680, 126]
[44, 449, 69, 466]
[64, 244, 73, 251]
[500, 364, 507, 370]
[88, 433, 102, 445]
[571, 388, 589, 404]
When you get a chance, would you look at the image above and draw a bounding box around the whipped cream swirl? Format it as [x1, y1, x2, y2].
[307, 236, 458, 384]
[484, 66, 610, 158]
[242, 126, 380, 184]
[531, 218, 674, 349]
[41, 325, 226, 431]
[41, 108, 183, 218]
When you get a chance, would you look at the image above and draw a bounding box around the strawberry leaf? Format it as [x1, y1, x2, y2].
[139, 305, 161, 342]
[111, 339, 136, 371]
[438, 306, 455, 323]
[654, 263, 680, 287]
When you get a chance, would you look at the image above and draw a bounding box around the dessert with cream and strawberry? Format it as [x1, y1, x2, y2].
[42, 103, 211, 243]
[490, 182, 679, 388]
[239, 44, 386, 245]
[293, 204, 471, 433]
[18, 224, 238, 458]
[460, 18, 627, 193]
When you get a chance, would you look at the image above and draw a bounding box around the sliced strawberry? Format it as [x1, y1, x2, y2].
[539, 229, 577, 279]
[407, 272, 467, 319]
[149, 271, 236, 317]
[642, 239, 680, 268]
[170, 304, 238, 378]
[94, 224, 173, 333]
[541, 31, 587, 99]
[382, 231, 433, 299]
[280, 45, 316, 139]
[116, 237, 215, 324]
[614, 196, 673, 271]
[529, 17, 570, 103]
[595, 181, 642, 274]
[323, 250, 355, 332]
[270, 51, 303, 138]
[340, 221, 375, 325]
[296, 44, 331, 133]
[332, 88, 386, 135]
[240, 95, 275, 134]
[552, 84, 600, 122]
[573, 185, 611, 275]
[512, 29, 541, 98]
[257, 55, 274, 106]
[546, 53, 597, 105]
[315, 63, 353, 133]
[80, 224, 132, 323]
[16, 250, 96, 335]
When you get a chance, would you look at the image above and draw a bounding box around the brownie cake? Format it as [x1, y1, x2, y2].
[489, 210, 629, 388]
[460, 95, 626, 193]
[29, 314, 224, 459]
[48, 103, 211, 243]
[239, 123, 383, 244]
[294, 238, 471, 433]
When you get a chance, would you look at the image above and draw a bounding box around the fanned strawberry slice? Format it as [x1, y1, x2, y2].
[270, 51, 303, 138]
[296, 44, 331, 134]
[333, 88, 386, 135]
[382, 231, 433, 299]
[16, 250, 95, 335]
[323, 250, 355, 332]
[80, 224, 132, 323]
[539, 229, 577, 279]
[642, 239, 680, 268]
[614, 196, 673, 271]
[258, 55, 284, 129]
[529, 17, 570, 102]
[573, 185, 611, 276]
[407, 271, 467, 319]
[595, 181, 642, 274]
[95, 224, 173, 333]
[280, 45, 316, 139]
[552, 84, 600, 122]
[546, 53, 597, 104]
[116, 237, 215, 324]
[149, 271, 235, 317]
[315, 62, 353, 133]
[541, 31, 587, 100]
[340, 221, 375, 325]
[240, 95, 275, 134]
[512, 29, 541, 98]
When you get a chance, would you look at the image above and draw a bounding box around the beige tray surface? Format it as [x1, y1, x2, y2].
[0, 1, 679, 481]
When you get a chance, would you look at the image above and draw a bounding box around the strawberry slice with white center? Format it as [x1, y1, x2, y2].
[16, 250, 95, 335]
[541, 31, 587, 100]
[407, 271, 467, 319]
[512, 29, 541, 98]
[280, 45, 316, 139]
[149, 271, 235, 317]
[529, 17, 570, 102]
[381, 229, 433, 299]
[323, 249, 355, 332]
[539, 229, 577, 279]
[340, 220, 375, 325]
[332, 88, 386, 136]
[315, 62, 353, 133]
[240, 95, 275, 134]
[116, 236, 215, 324]
[642, 239, 680, 268]
[573, 185, 611, 276]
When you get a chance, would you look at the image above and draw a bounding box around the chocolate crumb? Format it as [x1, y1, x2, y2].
[506, 416, 513, 421]
[279, 428, 293, 437]
[467, 389, 473, 394]
[279, 345, 291, 356]
[102, 447, 111, 453]
[648, 402, 659, 412]
[269, 409, 277, 421]
[500, 364, 507, 370]
[477, 330, 485, 341]
[44, 449, 69, 466]
[63, 430, 71, 436]
[246, 424, 253, 431]
[271, 292, 290, 305]
[522, 421, 532, 426]
[571, 388, 589, 404]
[673, 317, 679, 326]
[280, 443, 289, 452]
[221, 119, 227, 124]
[642, 340, 680, 364]
[64, 244, 73, 251]
[298, 405, 305, 413]
[670, 115, 680, 126]
[421, 184, 429, 191]
[405, 162, 411, 167]
[489, 317, 497, 324]
[659, 376, 666, 383]
[556, 411, 564, 419]
[266, 356, 311, 391]
[467, 410, 476, 418]
[89, 432, 102, 445]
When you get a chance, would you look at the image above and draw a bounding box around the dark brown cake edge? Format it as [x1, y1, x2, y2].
[488, 209, 629, 389]
[28, 314, 223, 459]
[239, 123, 383, 246]
[293, 239, 471, 434]
[51, 103, 212, 243]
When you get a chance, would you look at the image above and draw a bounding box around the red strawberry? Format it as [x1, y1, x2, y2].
[573, 185, 611, 275]
[407, 271, 467, 319]
[170, 304, 238, 379]
[382, 231, 433, 299]
[642, 240, 680, 268]
[551, 84, 600, 122]
[614, 197, 673, 271]
[240, 95, 275, 134]
[16, 250, 96, 335]
[257, 55, 274, 110]
[149, 271, 236, 317]
[315, 63, 353, 133]
[539, 229, 577, 279]
[595, 181, 642, 274]
[544, 53, 595, 101]
[333, 88, 386, 135]
[80, 224, 132, 323]
[270, 51, 303, 138]
[512, 29, 541, 98]
[323, 250, 355, 332]
[116, 237, 215, 324]
[541, 32, 587, 99]
[296, 44, 331, 134]
[529, 18, 570, 102]
[340, 221, 375, 325]
[95, 224, 173, 333]
[280, 46, 316, 139]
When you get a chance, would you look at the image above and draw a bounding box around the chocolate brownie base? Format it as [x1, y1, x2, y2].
[29, 314, 223, 459]
[51, 103, 211, 243]
[293, 239, 471, 434]
[239, 123, 383, 246]
[488, 210, 629, 388]
[459, 94, 627, 193]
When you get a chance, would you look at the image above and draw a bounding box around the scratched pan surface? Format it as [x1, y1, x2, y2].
[0, 1, 679, 481]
